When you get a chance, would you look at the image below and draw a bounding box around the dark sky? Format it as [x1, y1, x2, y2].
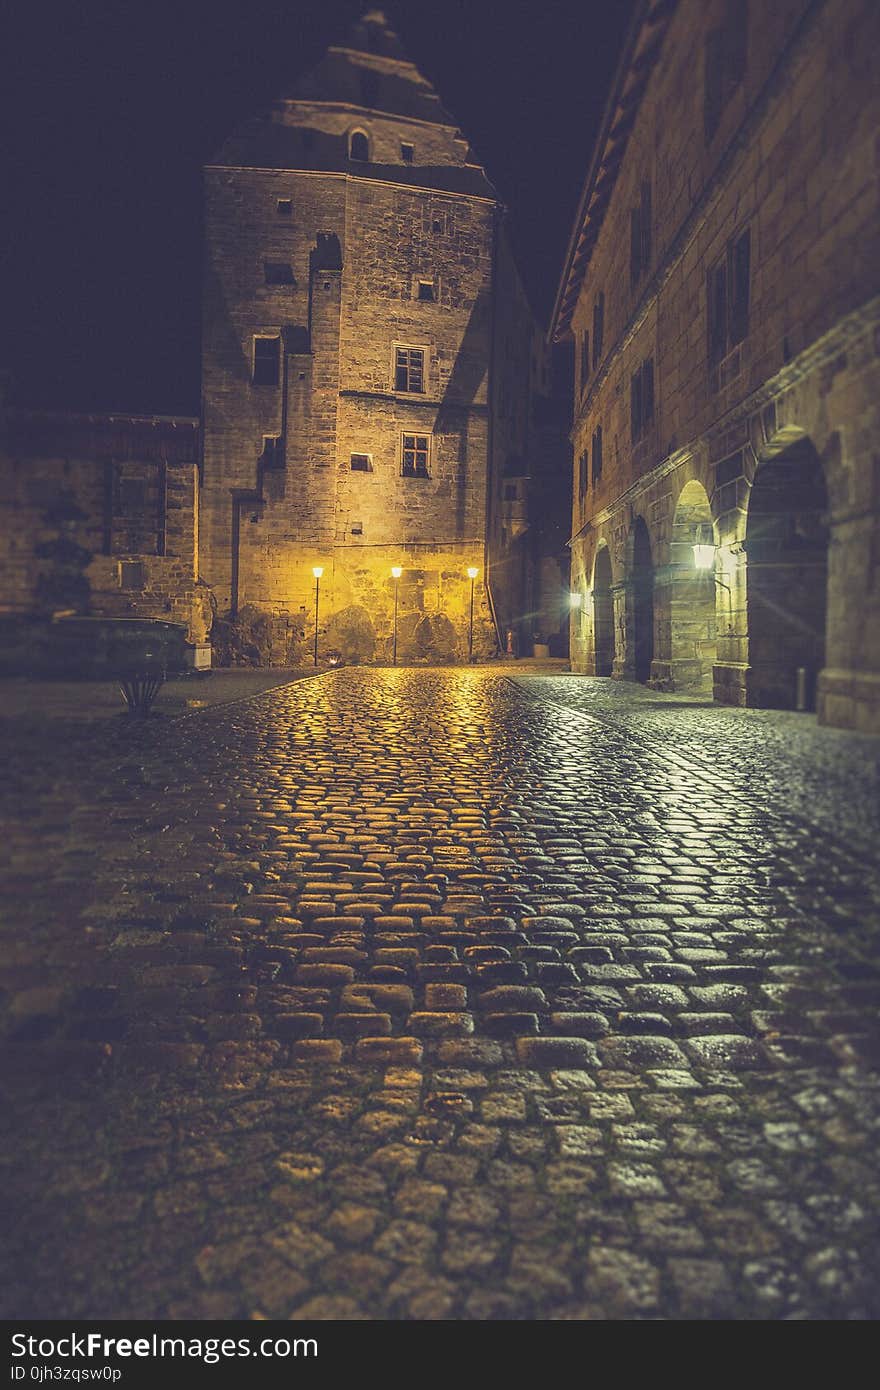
[2, 0, 635, 415]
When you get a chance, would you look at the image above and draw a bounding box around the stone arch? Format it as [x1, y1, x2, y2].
[592, 543, 615, 676]
[669, 478, 718, 694]
[745, 435, 829, 709]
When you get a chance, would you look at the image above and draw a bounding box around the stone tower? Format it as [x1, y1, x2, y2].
[201, 8, 541, 664]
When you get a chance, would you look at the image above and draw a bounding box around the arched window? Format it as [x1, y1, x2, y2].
[349, 130, 369, 162]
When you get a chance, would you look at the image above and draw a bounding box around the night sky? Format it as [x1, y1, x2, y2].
[3, 0, 635, 416]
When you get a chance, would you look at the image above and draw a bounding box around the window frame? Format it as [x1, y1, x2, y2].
[252, 334, 281, 387]
[592, 292, 605, 372]
[630, 180, 652, 289]
[707, 225, 751, 368]
[262, 434, 285, 470]
[393, 343, 428, 395]
[349, 128, 370, 162]
[263, 260, 295, 287]
[401, 432, 431, 479]
[630, 358, 655, 443]
[704, 0, 749, 143]
[591, 424, 603, 485]
[350, 452, 373, 472]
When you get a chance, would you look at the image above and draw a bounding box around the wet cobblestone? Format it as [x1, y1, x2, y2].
[1, 667, 879, 1319]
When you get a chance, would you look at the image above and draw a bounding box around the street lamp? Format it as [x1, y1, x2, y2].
[467, 565, 479, 662]
[391, 565, 402, 664]
[312, 566, 323, 665]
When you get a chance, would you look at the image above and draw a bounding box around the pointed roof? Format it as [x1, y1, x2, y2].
[211, 7, 495, 200]
[286, 8, 457, 128]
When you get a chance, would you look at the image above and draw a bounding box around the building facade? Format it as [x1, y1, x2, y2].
[552, 0, 880, 732]
[0, 10, 567, 668]
[0, 399, 204, 645]
[200, 8, 559, 664]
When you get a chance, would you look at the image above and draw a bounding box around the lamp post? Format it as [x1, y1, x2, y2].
[467, 566, 479, 662]
[391, 565, 402, 664]
[312, 566, 323, 665]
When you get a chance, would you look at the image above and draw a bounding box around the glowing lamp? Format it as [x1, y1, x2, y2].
[466, 566, 479, 580]
[692, 524, 715, 570]
[391, 565, 403, 579]
[570, 591, 583, 608]
[312, 565, 324, 579]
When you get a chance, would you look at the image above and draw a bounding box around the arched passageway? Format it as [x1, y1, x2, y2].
[670, 479, 717, 694]
[746, 438, 829, 709]
[632, 516, 654, 683]
[593, 545, 615, 676]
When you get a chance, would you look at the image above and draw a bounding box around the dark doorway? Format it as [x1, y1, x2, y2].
[632, 516, 654, 683]
[746, 439, 829, 709]
[593, 545, 614, 675]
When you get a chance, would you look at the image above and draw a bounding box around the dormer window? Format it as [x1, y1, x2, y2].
[401, 142, 414, 164]
[349, 130, 369, 162]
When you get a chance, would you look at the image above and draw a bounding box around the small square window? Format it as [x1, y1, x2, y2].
[276, 198, 292, 216]
[119, 560, 145, 591]
[351, 520, 363, 535]
[395, 346, 425, 393]
[417, 280, 435, 302]
[350, 453, 372, 471]
[253, 336, 280, 386]
[401, 142, 414, 164]
[264, 261, 295, 286]
[118, 478, 147, 512]
[402, 433, 430, 477]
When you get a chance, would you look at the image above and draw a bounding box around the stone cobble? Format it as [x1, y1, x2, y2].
[511, 673, 880, 862]
[1, 667, 879, 1320]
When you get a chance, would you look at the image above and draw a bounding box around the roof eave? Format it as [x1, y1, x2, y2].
[549, 0, 677, 343]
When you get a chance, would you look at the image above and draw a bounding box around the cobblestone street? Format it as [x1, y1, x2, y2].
[2, 667, 879, 1320]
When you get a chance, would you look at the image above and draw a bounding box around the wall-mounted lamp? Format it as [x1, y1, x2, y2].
[693, 523, 716, 570]
[569, 591, 583, 608]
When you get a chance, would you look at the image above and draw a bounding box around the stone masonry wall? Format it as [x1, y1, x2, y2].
[201, 163, 500, 660]
[568, 0, 880, 731]
[0, 414, 202, 639]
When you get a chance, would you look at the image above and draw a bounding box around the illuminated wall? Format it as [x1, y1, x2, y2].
[557, 0, 880, 731]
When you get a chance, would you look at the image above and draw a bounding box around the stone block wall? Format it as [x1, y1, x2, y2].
[201, 168, 502, 660]
[565, 0, 880, 731]
[0, 412, 203, 641]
